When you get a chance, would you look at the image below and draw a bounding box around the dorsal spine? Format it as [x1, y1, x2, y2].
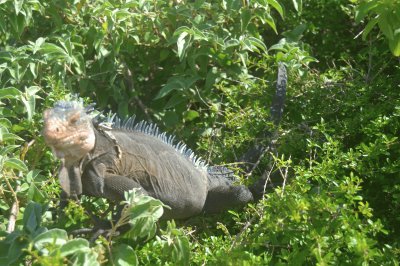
[98, 115, 208, 169]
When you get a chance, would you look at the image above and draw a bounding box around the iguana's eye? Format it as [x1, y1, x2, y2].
[69, 112, 80, 125]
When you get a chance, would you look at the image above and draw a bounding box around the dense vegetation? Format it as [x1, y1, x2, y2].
[0, 0, 399, 264]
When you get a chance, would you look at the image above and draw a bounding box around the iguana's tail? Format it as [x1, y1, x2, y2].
[241, 63, 288, 200]
[205, 63, 287, 203]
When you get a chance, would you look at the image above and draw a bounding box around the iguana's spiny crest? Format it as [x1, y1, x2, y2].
[43, 100, 207, 169]
[106, 116, 207, 169]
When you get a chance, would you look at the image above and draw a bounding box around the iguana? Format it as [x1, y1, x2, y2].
[43, 64, 287, 220]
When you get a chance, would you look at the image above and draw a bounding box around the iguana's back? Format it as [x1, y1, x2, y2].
[87, 128, 209, 218]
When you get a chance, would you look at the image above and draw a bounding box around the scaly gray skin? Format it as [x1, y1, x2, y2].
[43, 101, 253, 219]
[43, 64, 287, 219]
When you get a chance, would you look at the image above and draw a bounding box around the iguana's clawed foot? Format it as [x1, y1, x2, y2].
[69, 213, 120, 242]
[70, 225, 121, 242]
[89, 227, 120, 242]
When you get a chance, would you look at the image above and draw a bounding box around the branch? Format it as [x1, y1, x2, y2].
[6, 178, 20, 233]
[121, 61, 153, 121]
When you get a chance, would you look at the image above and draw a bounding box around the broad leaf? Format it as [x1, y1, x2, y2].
[112, 244, 138, 266]
[4, 158, 28, 172]
[33, 229, 68, 252]
[0, 88, 21, 99]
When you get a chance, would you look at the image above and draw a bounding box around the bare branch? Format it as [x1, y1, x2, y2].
[6, 178, 20, 233]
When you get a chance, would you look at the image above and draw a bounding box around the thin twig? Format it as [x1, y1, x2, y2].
[6, 178, 20, 233]
[207, 95, 223, 163]
[121, 61, 153, 121]
[280, 156, 290, 197]
[365, 37, 373, 83]
[245, 146, 269, 178]
[133, 95, 153, 121]
[229, 215, 256, 251]
[261, 161, 276, 196]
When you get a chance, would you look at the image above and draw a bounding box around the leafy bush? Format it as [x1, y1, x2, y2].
[355, 0, 400, 56]
[0, 0, 399, 265]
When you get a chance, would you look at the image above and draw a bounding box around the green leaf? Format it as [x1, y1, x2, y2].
[160, 221, 190, 265]
[21, 86, 40, 121]
[40, 42, 69, 60]
[283, 24, 307, 42]
[7, 233, 28, 265]
[388, 33, 400, 56]
[184, 110, 200, 121]
[291, 0, 302, 13]
[41, 43, 66, 55]
[164, 110, 180, 127]
[4, 158, 28, 172]
[0, 87, 21, 99]
[9, 13, 25, 38]
[156, 80, 183, 99]
[73, 53, 85, 74]
[122, 189, 167, 240]
[128, 199, 165, 220]
[224, 39, 240, 49]
[14, 0, 24, 14]
[248, 37, 268, 53]
[240, 8, 252, 32]
[378, 13, 394, 40]
[112, 244, 138, 266]
[23, 202, 43, 234]
[26, 170, 42, 183]
[70, 251, 99, 266]
[30, 37, 46, 54]
[164, 93, 186, 109]
[57, 239, 90, 257]
[156, 75, 199, 99]
[0, 118, 11, 129]
[0, 145, 19, 155]
[29, 63, 37, 78]
[177, 31, 190, 61]
[27, 183, 45, 202]
[0, 132, 24, 142]
[267, 0, 284, 18]
[361, 17, 379, 40]
[33, 229, 68, 251]
[264, 12, 277, 34]
[355, 1, 379, 23]
[238, 52, 248, 68]
[172, 235, 190, 265]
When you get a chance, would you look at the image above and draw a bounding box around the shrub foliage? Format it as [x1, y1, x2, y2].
[0, 0, 399, 264]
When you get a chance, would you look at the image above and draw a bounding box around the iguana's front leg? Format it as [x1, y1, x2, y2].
[77, 163, 148, 240]
[58, 162, 82, 208]
[82, 161, 148, 201]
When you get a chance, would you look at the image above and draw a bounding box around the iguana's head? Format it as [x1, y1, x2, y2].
[43, 100, 95, 164]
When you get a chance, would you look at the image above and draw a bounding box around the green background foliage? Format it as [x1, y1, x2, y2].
[0, 0, 399, 264]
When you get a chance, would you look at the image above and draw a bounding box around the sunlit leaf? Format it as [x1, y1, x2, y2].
[112, 244, 138, 266]
[33, 229, 68, 252]
[361, 17, 379, 40]
[184, 110, 200, 121]
[240, 8, 252, 32]
[57, 239, 90, 257]
[267, 0, 284, 18]
[355, 1, 379, 23]
[4, 158, 28, 172]
[0, 88, 21, 99]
